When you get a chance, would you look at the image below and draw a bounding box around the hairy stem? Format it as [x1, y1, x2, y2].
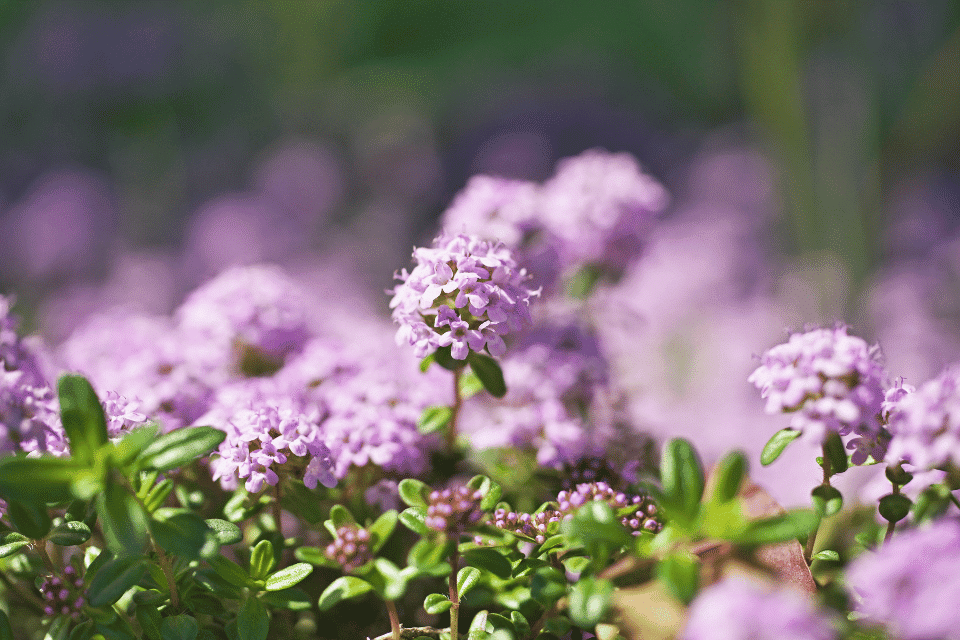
[386, 599, 402, 640]
[33, 541, 57, 574]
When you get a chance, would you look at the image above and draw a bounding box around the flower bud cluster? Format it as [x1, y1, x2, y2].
[390, 233, 537, 360]
[489, 508, 561, 544]
[490, 481, 662, 542]
[39, 566, 85, 619]
[749, 326, 887, 455]
[324, 524, 373, 574]
[557, 481, 662, 535]
[424, 486, 485, 536]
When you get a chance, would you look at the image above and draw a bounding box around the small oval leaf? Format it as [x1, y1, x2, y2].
[318, 576, 373, 611]
[264, 563, 313, 591]
[424, 592, 452, 615]
[467, 353, 507, 398]
[398, 479, 430, 509]
[139, 427, 227, 472]
[457, 566, 481, 597]
[205, 519, 242, 545]
[49, 521, 92, 546]
[87, 557, 148, 608]
[879, 493, 912, 523]
[760, 429, 802, 466]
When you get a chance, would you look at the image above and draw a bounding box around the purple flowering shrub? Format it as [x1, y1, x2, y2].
[1, 149, 960, 640]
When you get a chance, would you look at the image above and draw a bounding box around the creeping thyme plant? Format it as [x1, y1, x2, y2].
[3, 149, 960, 640]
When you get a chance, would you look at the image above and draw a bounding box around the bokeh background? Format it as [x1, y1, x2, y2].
[2, 1, 960, 505]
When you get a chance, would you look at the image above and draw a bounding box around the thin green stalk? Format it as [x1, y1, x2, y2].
[448, 545, 460, 640]
[447, 368, 463, 454]
[385, 599, 401, 640]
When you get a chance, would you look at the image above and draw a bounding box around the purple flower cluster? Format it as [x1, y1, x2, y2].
[440, 149, 668, 287]
[39, 566, 86, 619]
[682, 578, 836, 640]
[749, 326, 887, 458]
[206, 393, 335, 494]
[885, 367, 960, 470]
[424, 486, 485, 536]
[459, 321, 614, 468]
[325, 523, 373, 573]
[390, 233, 537, 360]
[846, 518, 960, 640]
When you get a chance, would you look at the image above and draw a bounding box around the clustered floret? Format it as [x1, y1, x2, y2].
[325, 523, 373, 574]
[885, 367, 960, 470]
[749, 325, 887, 459]
[846, 518, 960, 640]
[490, 481, 661, 543]
[39, 566, 86, 620]
[424, 486, 485, 536]
[390, 233, 537, 360]
[681, 577, 837, 640]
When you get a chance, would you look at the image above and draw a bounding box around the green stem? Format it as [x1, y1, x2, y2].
[448, 545, 460, 640]
[805, 444, 834, 564]
[33, 541, 57, 574]
[884, 480, 902, 544]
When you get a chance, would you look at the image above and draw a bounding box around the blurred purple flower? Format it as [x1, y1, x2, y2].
[252, 138, 344, 228]
[847, 518, 960, 640]
[682, 578, 836, 640]
[886, 365, 960, 470]
[748, 326, 887, 453]
[0, 169, 114, 281]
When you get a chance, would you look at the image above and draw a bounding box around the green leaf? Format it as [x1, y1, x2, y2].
[264, 563, 313, 591]
[660, 438, 705, 522]
[812, 550, 841, 562]
[110, 424, 160, 469]
[49, 520, 92, 546]
[209, 555, 252, 588]
[760, 429, 802, 466]
[398, 479, 430, 509]
[564, 500, 632, 548]
[656, 554, 699, 605]
[468, 611, 490, 640]
[879, 493, 912, 523]
[458, 369, 485, 399]
[419, 353, 435, 373]
[457, 566, 482, 597]
[142, 480, 174, 514]
[293, 546, 338, 568]
[206, 519, 242, 545]
[160, 615, 198, 640]
[811, 485, 843, 517]
[462, 547, 513, 580]
[0, 608, 13, 640]
[885, 465, 914, 487]
[568, 577, 614, 629]
[87, 556, 148, 608]
[150, 512, 211, 560]
[97, 479, 149, 556]
[318, 576, 373, 611]
[367, 558, 408, 600]
[0, 456, 88, 503]
[509, 611, 529, 638]
[249, 539, 276, 581]
[368, 510, 398, 554]
[711, 450, 747, 503]
[236, 597, 269, 640]
[530, 567, 566, 605]
[259, 588, 312, 611]
[737, 509, 819, 546]
[823, 432, 848, 474]
[57, 374, 108, 465]
[399, 507, 430, 535]
[138, 427, 226, 472]
[432, 345, 464, 371]
[7, 498, 52, 539]
[424, 592, 452, 615]
[44, 614, 71, 640]
[418, 406, 452, 435]
[467, 353, 507, 398]
[136, 604, 163, 640]
[328, 504, 355, 528]
[0, 533, 30, 559]
[408, 537, 452, 572]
